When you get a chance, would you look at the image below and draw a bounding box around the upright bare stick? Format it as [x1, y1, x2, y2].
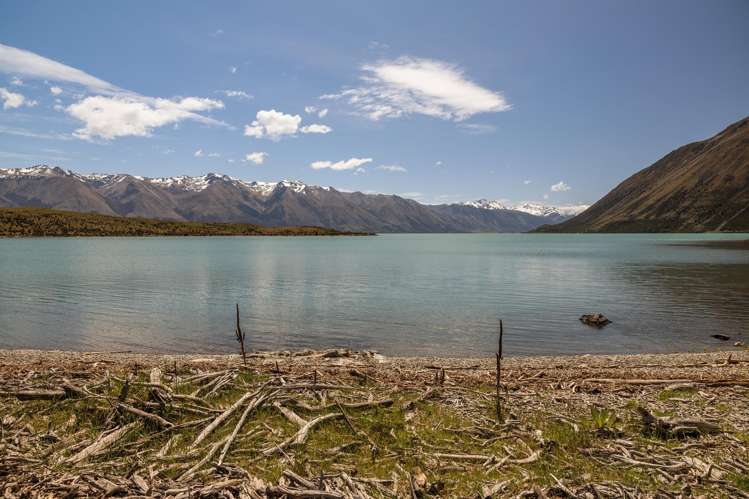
[235, 303, 246, 365]
[496, 319, 503, 422]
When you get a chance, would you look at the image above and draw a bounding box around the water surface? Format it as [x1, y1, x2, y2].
[1, 234, 748, 356]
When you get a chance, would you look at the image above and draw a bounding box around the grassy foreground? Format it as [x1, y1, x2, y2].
[1, 349, 748, 498]
[0, 208, 371, 237]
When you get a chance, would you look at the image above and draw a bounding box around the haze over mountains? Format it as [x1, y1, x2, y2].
[0, 166, 586, 233]
[537, 116, 749, 233]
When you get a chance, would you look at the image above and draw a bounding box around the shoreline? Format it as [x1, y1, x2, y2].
[2, 348, 748, 497]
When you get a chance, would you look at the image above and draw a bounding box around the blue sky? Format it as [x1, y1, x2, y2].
[1, 1, 747, 205]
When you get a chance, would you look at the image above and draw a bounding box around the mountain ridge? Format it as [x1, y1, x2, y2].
[0, 166, 576, 233]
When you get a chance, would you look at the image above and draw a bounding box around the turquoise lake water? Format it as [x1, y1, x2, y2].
[1, 234, 748, 356]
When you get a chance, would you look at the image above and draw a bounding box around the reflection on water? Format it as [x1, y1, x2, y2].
[0, 234, 747, 356]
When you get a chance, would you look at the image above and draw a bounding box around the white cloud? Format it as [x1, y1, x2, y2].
[244, 152, 267, 164]
[0, 43, 226, 140]
[543, 194, 549, 199]
[229, 66, 237, 74]
[0, 87, 31, 109]
[523, 179, 532, 185]
[310, 157, 372, 171]
[457, 123, 496, 134]
[305, 105, 328, 118]
[221, 90, 252, 100]
[300, 123, 332, 134]
[207, 152, 220, 158]
[212, 29, 224, 37]
[10, 76, 23, 86]
[551, 181, 571, 192]
[435, 160, 443, 167]
[49, 86, 62, 95]
[66, 96, 224, 140]
[244, 109, 301, 140]
[322, 56, 510, 121]
[194, 149, 204, 157]
[353, 167, 366, 175]
[377, 164, 407, 173]
[0, 43, 120, 95]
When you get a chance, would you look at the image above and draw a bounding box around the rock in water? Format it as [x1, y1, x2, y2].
[580, 313, 612, 328]
[711, 334, 730, 341]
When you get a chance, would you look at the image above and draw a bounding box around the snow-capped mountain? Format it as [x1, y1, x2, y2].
[0, 165, 576, 232]
[461, 199, 589, 217]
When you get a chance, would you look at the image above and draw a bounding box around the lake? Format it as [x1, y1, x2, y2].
[1, 234, 748, 357]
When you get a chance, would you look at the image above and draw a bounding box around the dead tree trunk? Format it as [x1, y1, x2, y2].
[496, 319, 503, 423]
[235, 303, 246, 366]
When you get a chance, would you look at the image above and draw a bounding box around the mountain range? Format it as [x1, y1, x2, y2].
[0, 166, 586, 233]
[537, 116, 749, 232]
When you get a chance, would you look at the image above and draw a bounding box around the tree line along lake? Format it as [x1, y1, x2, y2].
[0, 233, 747, 356]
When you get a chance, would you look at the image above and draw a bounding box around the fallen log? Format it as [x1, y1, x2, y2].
[65, 422, 140, 464]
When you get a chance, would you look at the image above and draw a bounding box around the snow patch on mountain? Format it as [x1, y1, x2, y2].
[462, 199, 589, 217]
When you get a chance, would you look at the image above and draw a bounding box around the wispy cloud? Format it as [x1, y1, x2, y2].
[220, 89, 252, 100]
[550, 181, 571, 192]
[0, 125, 73, 141]
[457, 123, 496, 134]
[322, 56, 510, 121]
[377, 164, 407, 173]
[310, 157, 372, 171]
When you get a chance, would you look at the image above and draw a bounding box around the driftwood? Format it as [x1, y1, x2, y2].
[65, 422, 140, 464]
[190, 382, 269, 449]
[263, 412, 343, 456]
[217, 392, 271, 465]
[637, 407, 721, 438]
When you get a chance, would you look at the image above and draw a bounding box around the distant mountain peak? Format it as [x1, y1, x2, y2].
[461, 199, 589, 217]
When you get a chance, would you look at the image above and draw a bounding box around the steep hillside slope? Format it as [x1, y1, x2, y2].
[537, 116, 749, 232]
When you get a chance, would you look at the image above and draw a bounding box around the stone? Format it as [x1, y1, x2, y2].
[580, 313, 612, 328]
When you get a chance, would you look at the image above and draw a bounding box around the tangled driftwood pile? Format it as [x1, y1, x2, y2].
[1, 348, 748, 497]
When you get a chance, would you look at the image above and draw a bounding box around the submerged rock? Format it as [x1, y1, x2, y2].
[580, 313, 612, 328]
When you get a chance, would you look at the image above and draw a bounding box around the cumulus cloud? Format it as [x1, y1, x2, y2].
[245, 110, 331, 140]
[49, 86, 62, 95]
[194, 149, 204, 157]
[300, 123, 332, 134]
[244, 151, 267, 164]
[310, 157, 372, 171]
[377, 164, 407, 173]
[322, 56, 510, 121]
[244, 110, 301, 140]
[67, 96, 224, 140]
[550, 181, 571, 192]
[0, 87, 28, 109]
[220, 90, 252, 100]
[10, 76, 23, 86]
